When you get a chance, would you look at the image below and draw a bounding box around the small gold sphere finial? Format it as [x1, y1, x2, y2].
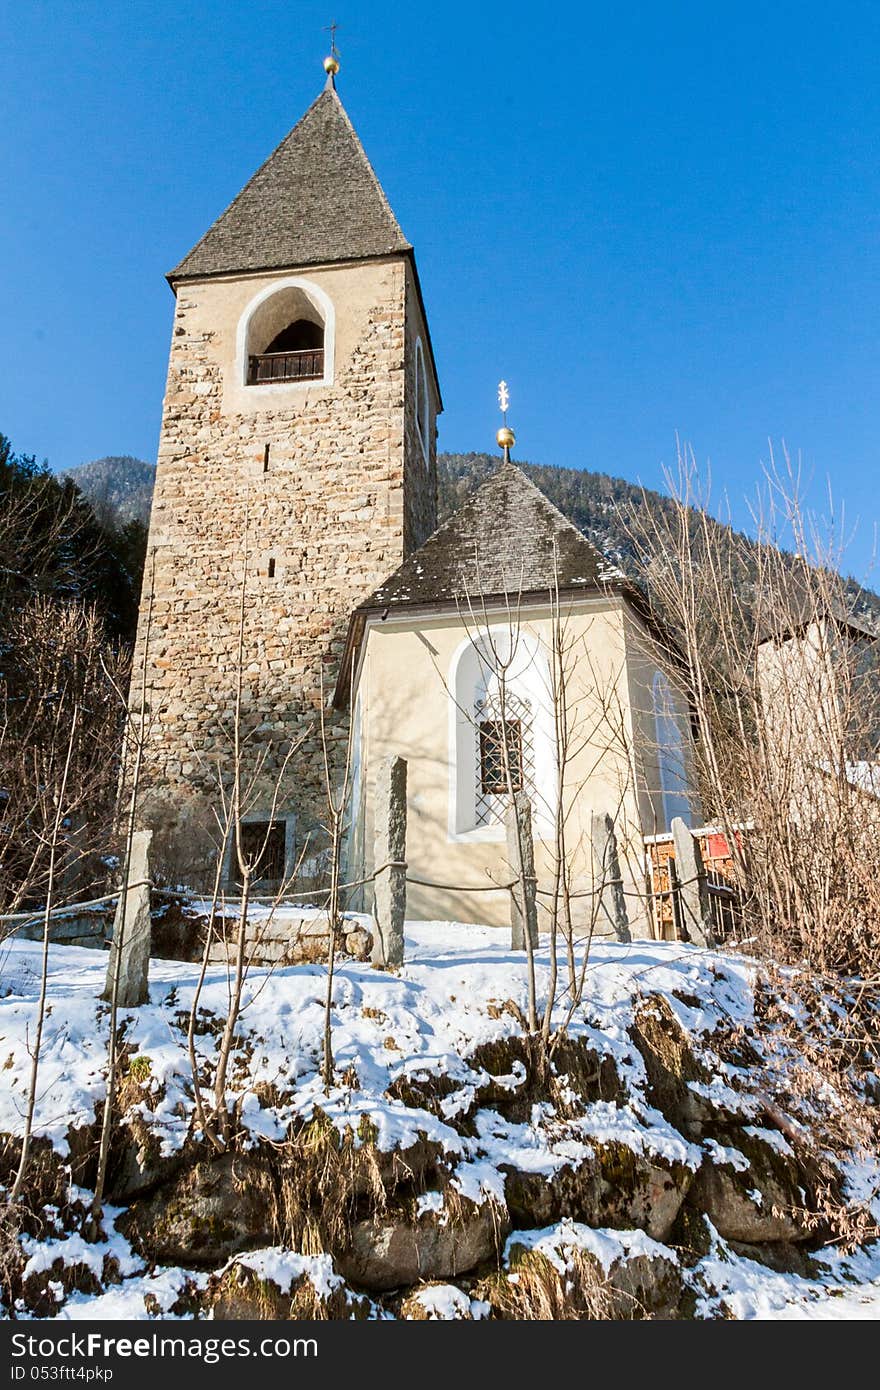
[323, 53, 340, 76]
[496, 382, 515, 453]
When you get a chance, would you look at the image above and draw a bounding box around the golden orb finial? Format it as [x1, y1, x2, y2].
[323, 21, 341, 80]
[496, 381, 515, 456]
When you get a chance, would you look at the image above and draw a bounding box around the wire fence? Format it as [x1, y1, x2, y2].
[1, 832, 733, 948]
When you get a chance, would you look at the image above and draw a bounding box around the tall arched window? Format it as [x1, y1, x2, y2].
[237, 278, 335, 387]
[414, 337, 430, 458]
[652, 670, 691, 829]
[449, 629, 556, 840]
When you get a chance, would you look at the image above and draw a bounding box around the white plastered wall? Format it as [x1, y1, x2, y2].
[350, 595, 696, 934]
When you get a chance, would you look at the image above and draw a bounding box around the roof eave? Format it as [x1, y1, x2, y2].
[756, 612, 878, 647]
[332, 609, 367, 710]
[332, 578, 664, 710]
[166, 243, 412, 290]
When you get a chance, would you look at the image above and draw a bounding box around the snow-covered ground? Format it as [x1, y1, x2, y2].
[0, 921, 749, 1171]
[1, 921, 878, 1320]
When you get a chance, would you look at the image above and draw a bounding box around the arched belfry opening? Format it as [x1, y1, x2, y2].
[244, 281, 331, 385]
[264, 318, 324, 354]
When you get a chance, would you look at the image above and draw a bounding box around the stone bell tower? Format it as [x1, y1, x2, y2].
[132, 59, 441, 872]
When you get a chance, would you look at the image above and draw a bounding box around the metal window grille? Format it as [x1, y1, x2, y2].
[475, 692, 535, 826]
[479, 719, 523, 793]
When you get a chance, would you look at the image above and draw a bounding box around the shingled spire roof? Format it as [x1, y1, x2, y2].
[170, 84, 411, 282]
[334, 461, 643, 705]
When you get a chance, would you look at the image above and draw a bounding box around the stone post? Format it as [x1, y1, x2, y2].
[591, 811, 631, 943]
[506, 792, 539, 951]
[671, 816, 716, 948]
[372, 756, 407, 968]
[104, 829, 153, 1007]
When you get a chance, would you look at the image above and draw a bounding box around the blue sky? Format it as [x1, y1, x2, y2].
[2, 2, 879, 577]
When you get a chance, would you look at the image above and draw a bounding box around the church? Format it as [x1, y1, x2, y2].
[132, 55, 697, 935]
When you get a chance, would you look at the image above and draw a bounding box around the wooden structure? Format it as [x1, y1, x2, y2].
[246, 347, 324, 384]
[646, 825, 749, 942]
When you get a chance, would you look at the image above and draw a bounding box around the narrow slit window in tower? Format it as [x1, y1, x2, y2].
[263, 444, 270, 472]
[415, 338, 429, 456]
[267, 557, 276, 579]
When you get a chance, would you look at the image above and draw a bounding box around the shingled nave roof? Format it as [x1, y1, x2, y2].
[332, 461, 654, 706]
[360, 459, 619, 609]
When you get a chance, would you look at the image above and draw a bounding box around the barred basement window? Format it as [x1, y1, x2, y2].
[238, 820, 285, 884]
[475, 692, 535, 827]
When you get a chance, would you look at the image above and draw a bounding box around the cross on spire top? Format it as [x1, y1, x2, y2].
[496, 380, 515, 458]
[324, 20, 340, 56]
[322, 21, 341, 83]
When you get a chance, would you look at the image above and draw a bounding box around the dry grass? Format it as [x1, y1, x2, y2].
[206, 1261, 369, 1320]
[0, 1199, 27, 1314]
[754, 966, 880, 1252]
[478, 1248, 639, 1321]
[253, 1110, 387, 1254]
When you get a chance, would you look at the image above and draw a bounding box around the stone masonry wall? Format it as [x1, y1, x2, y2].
[132, 256, 438, 863]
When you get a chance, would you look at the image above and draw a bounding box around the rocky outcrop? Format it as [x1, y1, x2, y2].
[106, 1124, 190, 1203]
[464, 1034, 622, 1126]
[686, 1130, 814, 1244]
[118, 1154, 275, 1266]
[6, 937, 862, 1324]
[604, 1245, 683, 1319]
[399, 1282, 486, 1320]
[479, 1226, 685, 1320]
[630, 995, 728, 1137]
[503, 1142, 693, 1242]
[337, 1194, 507, 1292]
[21, 1256, 104, 1320]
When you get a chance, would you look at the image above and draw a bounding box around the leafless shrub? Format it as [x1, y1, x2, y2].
[0, 1199, 28, 1314]
[8, 706, 80, 1205]
[626, 442, 880, 979]
[0, 598, 127, 915]
[755, 963, 880, 1250]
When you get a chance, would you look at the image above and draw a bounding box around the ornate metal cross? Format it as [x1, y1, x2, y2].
[323, 20, 341, 60]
